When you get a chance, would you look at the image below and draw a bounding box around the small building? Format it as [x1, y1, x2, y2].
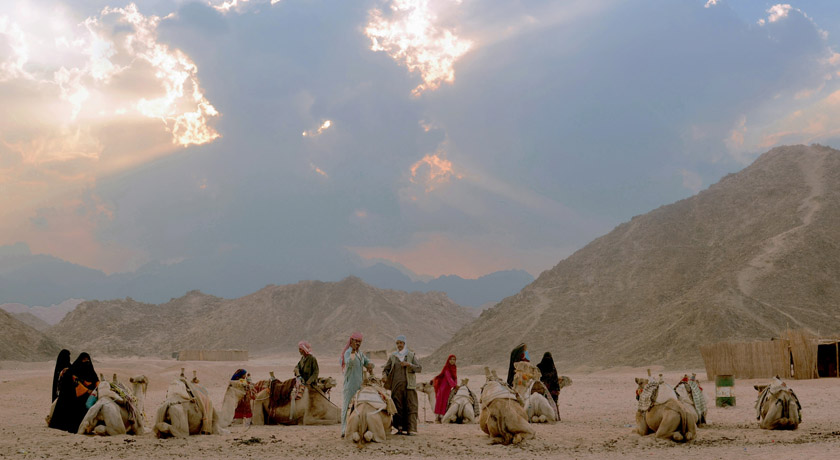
[699, 329, 834, 380]
[177, 349, 248, 361]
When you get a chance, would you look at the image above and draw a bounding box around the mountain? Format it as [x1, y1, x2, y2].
[0, 308, 63, 361]
[430, 145, 840, 370]
[1, 299, 85, 325]
[10, 312, 51, 331]
[352, 263, 534, 307]
[0, 244, 531, 309]
[50, 276, 475, 357]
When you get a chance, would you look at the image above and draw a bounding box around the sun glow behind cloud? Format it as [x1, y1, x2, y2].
[409, 150, 461, 192]
[365, 0, 473, 96]
[302, 120, 332, 137]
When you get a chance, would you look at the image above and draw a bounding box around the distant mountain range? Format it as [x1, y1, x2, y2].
[50, 276, 475, 357]
[0, 242, 533, 308]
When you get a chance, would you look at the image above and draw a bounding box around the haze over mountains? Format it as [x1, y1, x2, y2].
[0, 243, 532, 309]
[0, 309, 62, 361]
[431, 145, 840, 369]
[50, 277, 475, 358]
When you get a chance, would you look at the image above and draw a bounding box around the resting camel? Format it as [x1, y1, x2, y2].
[218, 378, 250, 428]
[415, 380, 436, 419]
[512, 361, 558, 423]
[634, 377, 697, 442]
[442, 378, 478, 424]
[674, 374, 707, 426]
[345, 373, 396, 445]
[754, 377, 801, 430]
[77, 374, 145, 436]
[479, 367, 534, 445]
[153, 370, 221, 438]
[251, 375, 340, 426]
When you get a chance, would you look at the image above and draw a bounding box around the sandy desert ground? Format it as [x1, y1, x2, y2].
[2, 354, 839, 459]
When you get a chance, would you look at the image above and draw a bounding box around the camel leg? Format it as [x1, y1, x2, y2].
[102, 404, 127, 435]
[463, 404, 475, 424]
[165, 405, 190, 438]
[654, 411, 682, 441]
[442, 404, 459, 423]
[251, 399, 265, 425]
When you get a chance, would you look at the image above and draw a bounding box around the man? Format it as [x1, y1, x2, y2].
[340, 332, 373, 437]
[295, 341, 319, 386]
[383, 334, 422, 435]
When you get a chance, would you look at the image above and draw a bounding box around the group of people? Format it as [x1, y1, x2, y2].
[47, 338, 562, 438]
[48, 350, 100, 433]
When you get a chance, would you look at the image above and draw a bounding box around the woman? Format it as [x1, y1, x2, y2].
[432, 355, 457, 423]
[536, 351, 561, 405]
[49, 352, 99, 433]
[382, 335, 421, 435]
[506, 343, 529, 386]
[51, 349, 72, 402]
[340, 332, 373, 437]
[295, 341, 319, 386]
[230, 369, 255, 426]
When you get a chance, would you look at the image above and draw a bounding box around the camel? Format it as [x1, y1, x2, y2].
[345, 373, 396, 445]
[415, 380, 436, 420]
[634, 377, 697, 442]
[77, 374, 145, 436]
[153, 370, 221, 438]
[754, 377, 801, 430]
[251, 375, 340, 426]
[674, 374, 707, 426]
[218, 378, 250, 428]
[479, 367, 534, 445]
[128, 375, 148, 419]
[512, 361, 558, 423]
[442, 378, 478, 424]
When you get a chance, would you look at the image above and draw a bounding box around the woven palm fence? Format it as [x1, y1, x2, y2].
[700, 329, 818, 380]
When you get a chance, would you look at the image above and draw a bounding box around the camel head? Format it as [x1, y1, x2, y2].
[513, 361, 541, 388]
[460, 378, 469, 386]
[313, 376, 337, 392]
[754, 384, 769, 393]
[558, 375, 573, 390]
[635, 378, 649, 400]
[129, 375, 149, 395]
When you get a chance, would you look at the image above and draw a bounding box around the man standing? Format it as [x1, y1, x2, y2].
[383, 334, 422, 435]
[340, 332, 373, 437]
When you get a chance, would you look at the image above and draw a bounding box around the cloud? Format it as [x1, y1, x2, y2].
[365, 0, 473, 96]
[302, 119, 332, 137]
[704, 0, 719, 8]
[409, 149, 461, 192]
[758, 4, 792, 26]
[310, 162, 329, 178]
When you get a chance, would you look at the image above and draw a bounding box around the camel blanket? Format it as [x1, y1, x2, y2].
[637, 381, 660, 412]
[269, 378, 298, 408]
[447, 385, 479, 416]
[755, 378, 802, 422]
[677, 380, 706, 416]
[481, 382, 519, 409]
[352, 386, 396, 415]
[184, 380, 214, 434]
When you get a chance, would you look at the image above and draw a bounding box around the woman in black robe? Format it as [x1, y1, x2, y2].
[49, 352, 99, 433]
[506, 343, 528, 386]
[536, 352, 561, 404]
[51, 349, 72, 402]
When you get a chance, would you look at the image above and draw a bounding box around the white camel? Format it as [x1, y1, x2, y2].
[442, 378, 478, 424]
[77, 374, 144, 436]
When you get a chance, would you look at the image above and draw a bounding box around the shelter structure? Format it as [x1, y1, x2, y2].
[177, 349, 248, 361]
[699, 329, 826, 380]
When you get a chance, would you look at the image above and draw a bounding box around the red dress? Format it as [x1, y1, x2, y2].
[433, 356, 457, 416]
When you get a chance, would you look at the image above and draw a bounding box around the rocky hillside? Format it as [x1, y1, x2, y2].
[50, 277, 475, 357]
[0, 309, 63, 361]
[430, 144, 840, 369]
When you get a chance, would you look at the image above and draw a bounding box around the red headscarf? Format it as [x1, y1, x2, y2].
[340, 332, 363, 372]
[433, 354, 457, 391]
[298, 341, 313, 356]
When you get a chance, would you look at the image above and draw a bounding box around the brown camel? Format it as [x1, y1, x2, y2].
[479, 367, 534, 445]
[634, 377, 697, 442]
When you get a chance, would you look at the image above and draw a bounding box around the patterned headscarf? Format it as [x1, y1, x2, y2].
[298, 341, 313, 356]
[340, 332, 364, 372]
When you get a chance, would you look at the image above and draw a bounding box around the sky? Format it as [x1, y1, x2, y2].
[1, 0, 840, 283]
